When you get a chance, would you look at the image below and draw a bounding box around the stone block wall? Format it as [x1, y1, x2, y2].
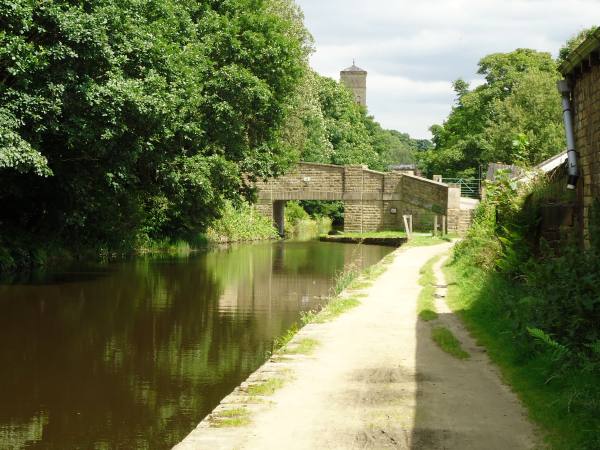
[572, 64, 600, 246]
[362, 170, 385, 193]
[539, 203, 578, 250]
[343, 201, 362, 233]
[446, 185, 463, 233]
[342, 167, 386, 232]
[255, 163, 345, 202]
[254, 201, 273, 219]
[397, 175, 450, 231]
[343, 201, 386, 233]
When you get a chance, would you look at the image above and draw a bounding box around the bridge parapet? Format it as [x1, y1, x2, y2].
[255, 162, 345, 202]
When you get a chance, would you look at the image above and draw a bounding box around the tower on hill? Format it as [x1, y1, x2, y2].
[340, 61, 367, 107]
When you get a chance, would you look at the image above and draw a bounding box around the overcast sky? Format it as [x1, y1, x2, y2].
[294, 0, 599, 139]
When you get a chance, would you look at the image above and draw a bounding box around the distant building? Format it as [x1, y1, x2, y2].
[486, 163, 522, 182]
[340, 61, 367, 107]
[389, 164, 419, 177]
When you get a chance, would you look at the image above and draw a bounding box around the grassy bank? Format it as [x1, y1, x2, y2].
[0, 200, 279, 271]
[444, 173, 600, 449]
[444, 258, 600, 449]
[138, 201, 278, 254]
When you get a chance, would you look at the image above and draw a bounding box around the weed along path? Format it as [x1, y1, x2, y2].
[174, 242, 538, 450]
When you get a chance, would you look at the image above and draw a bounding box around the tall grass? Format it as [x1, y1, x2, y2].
[331, 264, 360, 296]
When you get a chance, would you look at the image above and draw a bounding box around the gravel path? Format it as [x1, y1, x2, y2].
[174, 242, 538, 450]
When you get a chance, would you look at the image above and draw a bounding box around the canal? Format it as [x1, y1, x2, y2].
[0, 240, 392, 449]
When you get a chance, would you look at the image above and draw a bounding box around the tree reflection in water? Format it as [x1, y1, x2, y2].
[0, 241, 391, 449]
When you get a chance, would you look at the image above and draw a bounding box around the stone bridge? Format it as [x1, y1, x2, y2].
[253, 162, 465, 234]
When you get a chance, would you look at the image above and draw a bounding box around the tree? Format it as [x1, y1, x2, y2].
[482, 69, 564, 165]
[417, 49, 563, 178]
[0, 0, 309, 263]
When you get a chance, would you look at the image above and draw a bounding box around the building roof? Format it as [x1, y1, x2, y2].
[559, 28, 600, 78]
[341, 62, 367, 73]
[533, 150, 567, 173]
[389, 164, 416, 171]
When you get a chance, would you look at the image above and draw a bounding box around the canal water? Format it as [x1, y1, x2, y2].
[0, 240, 392, 449]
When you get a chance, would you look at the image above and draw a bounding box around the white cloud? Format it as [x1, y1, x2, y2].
[296, 0, 600, 138]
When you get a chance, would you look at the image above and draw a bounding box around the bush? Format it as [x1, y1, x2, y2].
[284, 201, 310, 227]
[300, 200, 344, 226]
[206, 201, 278, 243]
[454, 172, 600, 367]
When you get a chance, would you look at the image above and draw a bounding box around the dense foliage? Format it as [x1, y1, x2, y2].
[0, 0, 309, 267]
[450, 173, 600, 448]
[456, 173, 600, 360]
[418, 49, 564, 178]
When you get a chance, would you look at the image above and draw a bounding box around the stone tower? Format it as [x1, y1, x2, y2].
[340, 61, 367, 107]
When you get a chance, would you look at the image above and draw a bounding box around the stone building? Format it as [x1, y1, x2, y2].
[340, 62, 367, 107]
[559, 28, 600, 246]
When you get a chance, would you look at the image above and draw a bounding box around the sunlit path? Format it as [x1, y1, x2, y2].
[175, 242, 537, 449]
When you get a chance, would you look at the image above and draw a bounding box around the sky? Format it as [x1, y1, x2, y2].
[294, 0, 600, 139]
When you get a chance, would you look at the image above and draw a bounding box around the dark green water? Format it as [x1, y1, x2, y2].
[0, 240, 391, 449]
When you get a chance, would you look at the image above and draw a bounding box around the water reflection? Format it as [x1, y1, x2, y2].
[0, 240, 391, 449]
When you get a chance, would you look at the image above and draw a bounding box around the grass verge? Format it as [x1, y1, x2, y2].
[331, 264, 361, 296]
[211, 408, 251, 427]
[284, 338, 320, 355]
[347, 279, 373, 290]
[301, 296, 361, 325]
[247, 378, 286, 396]
[431, 326, 470, 359]
[417, 255, 440, 321]
[444, 261, 600, 449]
[272, 324, 299, 352]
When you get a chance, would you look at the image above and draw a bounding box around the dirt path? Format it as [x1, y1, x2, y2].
[175, 243, 538, 450]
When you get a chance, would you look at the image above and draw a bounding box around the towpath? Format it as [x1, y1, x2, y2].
[175, 242, 538, 449]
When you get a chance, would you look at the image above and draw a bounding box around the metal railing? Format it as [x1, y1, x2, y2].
[442, 178, 481, 198]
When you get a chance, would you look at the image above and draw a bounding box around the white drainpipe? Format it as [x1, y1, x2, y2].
[557, 80, 579, 190]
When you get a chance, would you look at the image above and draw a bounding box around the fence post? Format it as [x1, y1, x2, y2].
[403, 214, 413, 238]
